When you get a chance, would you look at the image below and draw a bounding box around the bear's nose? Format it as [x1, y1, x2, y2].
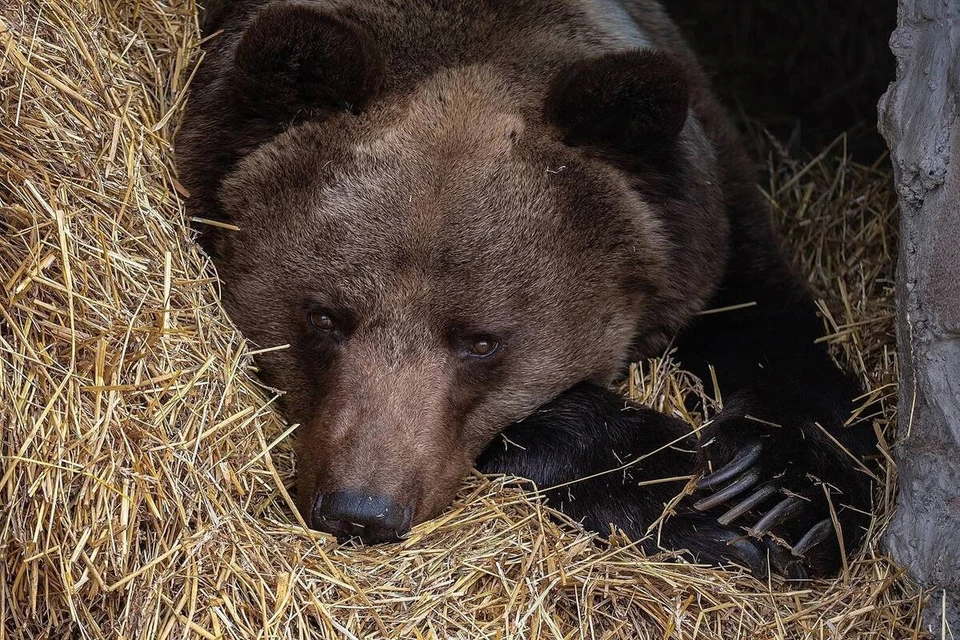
[311, 491, 413, 544]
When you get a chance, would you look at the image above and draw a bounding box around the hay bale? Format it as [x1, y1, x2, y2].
[0, 0, 928, 637]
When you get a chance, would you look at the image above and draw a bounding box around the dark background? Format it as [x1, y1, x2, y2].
[663, 0, 896, 159]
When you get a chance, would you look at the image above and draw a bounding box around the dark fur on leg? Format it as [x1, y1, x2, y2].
[476, 383, 782, 574]
[477, 382, 695, 541]
[672, 85, 877, 577]
[676, 275, 877, 576]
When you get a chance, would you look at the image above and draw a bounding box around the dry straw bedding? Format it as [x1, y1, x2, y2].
[0, 1, 930, 638]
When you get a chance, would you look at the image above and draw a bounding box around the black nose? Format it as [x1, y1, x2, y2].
[311, 491, 412, 543]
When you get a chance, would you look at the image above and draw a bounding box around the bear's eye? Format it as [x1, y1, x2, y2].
[466, 337, 499, 358]
[308, 312, 335, 333]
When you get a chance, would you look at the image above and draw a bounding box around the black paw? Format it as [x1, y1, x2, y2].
[687, 410, 875, 578]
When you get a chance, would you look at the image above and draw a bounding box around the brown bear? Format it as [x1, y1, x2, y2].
[177, 0, 877, 578]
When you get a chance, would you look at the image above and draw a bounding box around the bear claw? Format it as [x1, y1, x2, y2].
[696, 441, 763, 488]
[791, 518, 835, 557]
[715, 531, 768, 577]
[716, 481, 780, 525]
[750, 496, 805, 537]
[693, 468, 761, 510]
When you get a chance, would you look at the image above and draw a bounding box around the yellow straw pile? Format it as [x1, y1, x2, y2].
[0, 1, 927, 637]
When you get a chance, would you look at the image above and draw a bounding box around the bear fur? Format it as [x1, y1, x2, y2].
[177, 0, 877, 578]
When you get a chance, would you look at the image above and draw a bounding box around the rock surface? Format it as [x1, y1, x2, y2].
[878, 0, 960, 632]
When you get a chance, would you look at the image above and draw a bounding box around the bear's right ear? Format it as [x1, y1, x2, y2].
[545, 49, 690, 157]
[231, 4, 385, 120]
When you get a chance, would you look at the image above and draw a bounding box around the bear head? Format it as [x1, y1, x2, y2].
[177, 2, 725, 542]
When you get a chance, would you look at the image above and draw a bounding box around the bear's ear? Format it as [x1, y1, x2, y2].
[545, 49, 690, 155]
[232, 4, 385, 119]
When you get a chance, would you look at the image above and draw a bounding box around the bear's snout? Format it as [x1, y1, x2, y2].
[291, 343, 480, 542]
[310, 490, 413, 544]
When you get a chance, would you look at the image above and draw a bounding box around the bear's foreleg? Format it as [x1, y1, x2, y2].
[475, 383, 781, 574]
[672, 253, 879, 578]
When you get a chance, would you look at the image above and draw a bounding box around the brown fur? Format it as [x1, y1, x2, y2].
[177, 0, 765, 530]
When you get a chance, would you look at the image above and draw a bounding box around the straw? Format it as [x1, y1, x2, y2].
[0, 1, 927, 638]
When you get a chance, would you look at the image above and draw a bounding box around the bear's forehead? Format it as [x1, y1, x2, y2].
[223, 65, 650, 310]
[293, 76, 576, 257]
[286, 185, 633, 329]
[311, 163, 575, 284]
[238, 130, 640, 294]
[256, 152, 628, 318]
[318, 147, 554, 234]
[357, 66, 530, 154]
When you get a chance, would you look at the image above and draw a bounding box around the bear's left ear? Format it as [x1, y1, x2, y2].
[545, 49, 690, 156]
[231, 3, 385, 120]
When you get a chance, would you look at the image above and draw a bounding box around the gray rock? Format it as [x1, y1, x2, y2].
[878, 0, 960, 633]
